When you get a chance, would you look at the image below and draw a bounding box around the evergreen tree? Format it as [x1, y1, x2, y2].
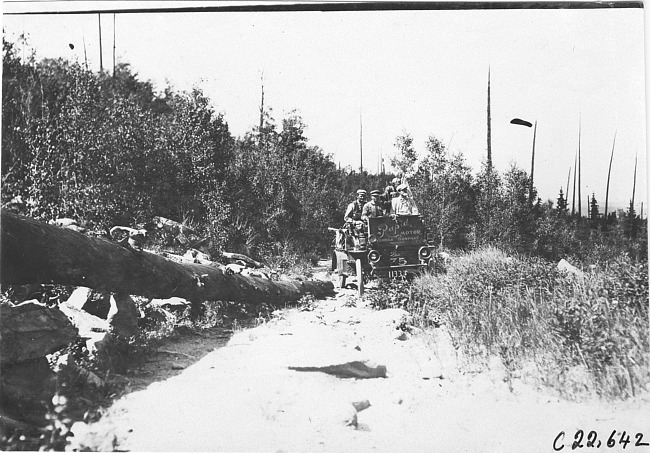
[556, 188, 568, 216]
[589, 193, 600, 220]
[473, 162, 505, 248]
[627, 200, 637, 219]
[626, 200, 638, 238]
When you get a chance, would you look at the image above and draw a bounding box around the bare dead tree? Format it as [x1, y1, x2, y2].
[359, 109, 363, 173]
[578, 122, 582, 218]
[259, 71, 264, 134]
[112, 13, 116, 77]
[572, 152, 577, 216]
[566, 166, 571, 206]
[487, 67, 492, 169]
[82, 34, 88, 70]
[631, 153, 638, 211]
[98, 13, 103, 73]
[604, 130, 617, 218]
[529, 121, 537, 203]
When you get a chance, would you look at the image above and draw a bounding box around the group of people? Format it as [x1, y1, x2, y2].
[344, 177, 419, 227]
[336, 178, 419, 249]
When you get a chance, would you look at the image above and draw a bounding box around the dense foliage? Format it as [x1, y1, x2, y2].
[3, 35, 646, 265]
[3, 37, 396, 260]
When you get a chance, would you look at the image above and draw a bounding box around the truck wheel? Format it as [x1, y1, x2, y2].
[356, 258, 364, 297]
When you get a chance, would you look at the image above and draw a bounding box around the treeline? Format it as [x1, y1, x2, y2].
[1, 36, 392, 261]
[2, 35, 646, 265]
[398, 133, 646, 263]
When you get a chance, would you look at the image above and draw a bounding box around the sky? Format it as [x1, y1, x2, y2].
[2, 1, 647, 212]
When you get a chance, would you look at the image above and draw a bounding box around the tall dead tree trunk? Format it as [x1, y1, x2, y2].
[529, 121, 537, 203]
[98, 13, 103, 73]
[604, 130, 616, 218]
[578, 123, 582, 218]
[487, 67, 492, 170]
[258, 71, 265, 144]
[359, 110, 363, 173]
[1, 212, 333, 307]
[112, 13, 116, 77]
[631, 154, 638, 209]
[572, 152, 577, 216]
[566, 166, 571, 207]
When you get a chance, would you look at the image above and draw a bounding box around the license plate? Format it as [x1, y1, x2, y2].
[388, 270, 406, 278]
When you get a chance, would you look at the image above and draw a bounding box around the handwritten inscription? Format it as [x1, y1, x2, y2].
[553, 430, 649, 451]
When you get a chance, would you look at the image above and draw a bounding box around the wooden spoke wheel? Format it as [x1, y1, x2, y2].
[356, 258, 364, 297]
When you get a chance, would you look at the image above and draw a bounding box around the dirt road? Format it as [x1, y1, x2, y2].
[73, 273, 649, 452]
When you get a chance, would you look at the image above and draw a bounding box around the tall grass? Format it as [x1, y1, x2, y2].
[409, 247, 649, 399]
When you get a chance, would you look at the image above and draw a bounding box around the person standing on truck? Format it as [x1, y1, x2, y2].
[381, 177, 400, 209]
[391, 183, 420, 216]
[361, 190, 386, 221]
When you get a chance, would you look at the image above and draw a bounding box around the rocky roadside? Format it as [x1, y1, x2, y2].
[72, 281, 650, 453]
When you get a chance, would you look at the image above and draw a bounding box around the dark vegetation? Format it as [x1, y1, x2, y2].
[2, 35, 646, 263]
[1, 33, 648, 450]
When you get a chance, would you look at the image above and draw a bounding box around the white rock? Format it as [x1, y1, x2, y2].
[557, 259, 584, 277]
[224, 263, 245, 274]
[149, 297, 190, 308]
[66, 287, 92, 309]
[58, 302, 111, 334]
[49, 218, 78, 227]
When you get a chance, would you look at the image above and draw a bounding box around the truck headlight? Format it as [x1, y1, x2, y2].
[368, 250, 382, 263]
[418, 246, 432, 260]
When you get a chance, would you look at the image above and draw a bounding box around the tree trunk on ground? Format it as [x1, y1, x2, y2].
[1, 211, 334, 306]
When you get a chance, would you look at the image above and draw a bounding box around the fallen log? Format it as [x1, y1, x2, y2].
[1, 211, 334, 305]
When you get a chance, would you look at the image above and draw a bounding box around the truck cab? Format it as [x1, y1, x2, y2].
[331, 214, 435, 294]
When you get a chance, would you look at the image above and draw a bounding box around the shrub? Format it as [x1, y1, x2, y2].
[259, 241, 317, 279]
[365, 278, 413, 311]
[408, 247, 649, 399]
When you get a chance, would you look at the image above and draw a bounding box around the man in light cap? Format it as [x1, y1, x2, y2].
[343, 189, 368, 248]
[390, 183, 419, 216]
[344, 189, 367, 224]
[362, 189, 387, 222]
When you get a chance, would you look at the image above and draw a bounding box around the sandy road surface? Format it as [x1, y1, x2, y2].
[74, 275, 650, 452]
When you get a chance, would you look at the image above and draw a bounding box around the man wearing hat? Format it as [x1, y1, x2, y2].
[343, 189, 368, 248]
[344, 189, 367, 224]
[362, 189, 387, 222]
[381, 177, 401, 210]
[390, 183, 420, 216]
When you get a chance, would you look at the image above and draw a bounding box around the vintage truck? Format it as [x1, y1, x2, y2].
[330, 215, 436, 295]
